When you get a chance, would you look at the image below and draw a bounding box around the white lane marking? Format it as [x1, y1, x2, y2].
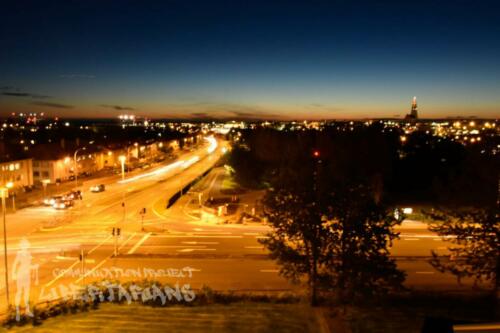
[260, 269, 279, 273]
[88, 235, 113, 255]
[127, 232, 152, 254]
[119, 232, 137, 250]
[402, 238, 420, 241]
[45, 235, 113, 287]
[416, 271, 435, 274]
[244, 246, 264, 249]
[152, 235, 243, 239]
[177, 248, 216, 253]
[182, 241, 219, 245]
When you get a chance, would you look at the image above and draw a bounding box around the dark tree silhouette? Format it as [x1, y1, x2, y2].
[261, 177, 405, 305]
[426, 207, 500, 296]
[323, 184, 406, 303]
[261, 185, 328, 305]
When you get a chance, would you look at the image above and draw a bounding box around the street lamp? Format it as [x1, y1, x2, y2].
[0, 186, 10, 306]
[118, 155, 127, 228]
[73, 147, 86, 189]
[42, 179, 51, 198]
[6, 182, 14, 212]
[118, 155, 126, 181]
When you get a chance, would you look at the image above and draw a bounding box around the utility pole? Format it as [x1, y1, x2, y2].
[112, 227, 121, 256]
[140, 208, 146, 231]
[79, 248, 85, 288]
[74, 147, 86, 190]
[1, 187, 10, 307]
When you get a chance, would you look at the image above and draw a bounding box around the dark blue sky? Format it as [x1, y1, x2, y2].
[1, 0, 499, 119]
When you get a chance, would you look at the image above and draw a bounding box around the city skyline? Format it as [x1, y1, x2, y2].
[1, 1, 500, 119]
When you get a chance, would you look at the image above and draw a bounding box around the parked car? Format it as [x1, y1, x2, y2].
[52, 198, 73, 210]
[90, 184, 106, 193]
[43, 196, 63, 206]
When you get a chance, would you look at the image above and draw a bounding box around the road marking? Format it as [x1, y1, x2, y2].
[119, 232, 137, 250]
[45, 260, 80, 287]
[182, 241, 219, 245]
[76, 255, 111, 283]
[402, 238, 420, 241]
[416, 271, 435, 274]
[45, 235, 113, 287]
[127, 232, 152, 254]
[260, 269, 279, 273]
[88, 235, 113, 254]
[244, 246, 264, 249]
[55, 255, 78, 261]
[177, 248, 216, 252]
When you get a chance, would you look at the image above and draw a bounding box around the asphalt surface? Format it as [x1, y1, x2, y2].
[0, 138, 488, 313]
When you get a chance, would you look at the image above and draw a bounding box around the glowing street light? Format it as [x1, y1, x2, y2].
[74, 147, 87, 189]
[118, 155, 127, 181]
[6, 182, 14, 212]
[42, 179, 51, 198]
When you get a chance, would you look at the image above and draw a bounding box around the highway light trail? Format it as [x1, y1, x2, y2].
[118, 137, 217, 184]
[118, 161, 184, 184]
[182, 156, 200, 169]
[206, 136, 217, 153]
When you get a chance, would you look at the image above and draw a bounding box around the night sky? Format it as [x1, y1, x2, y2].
[1, 0, 499, 119]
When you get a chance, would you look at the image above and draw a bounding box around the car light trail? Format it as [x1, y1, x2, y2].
[118, 160, 184, 184]
[182, 156, 200, 169]
[206, 136, 217, 153]
[118, 138, 217, 184]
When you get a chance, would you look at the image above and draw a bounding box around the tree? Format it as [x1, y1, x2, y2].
[261, 185, 329, 306]
[323, 184, 406, 303]
[227, 145, 265, 188]
[426, 208, 500, 296]
[261, 179, 406, 305]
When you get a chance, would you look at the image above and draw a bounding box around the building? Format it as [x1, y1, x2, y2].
[404, 96, 419, 122]
[30, 143, 99, 184]
[0, 158, 34, 189]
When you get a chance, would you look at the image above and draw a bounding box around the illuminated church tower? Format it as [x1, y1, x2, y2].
[410, 96, 418, 118]
[405, 96, 418, 122]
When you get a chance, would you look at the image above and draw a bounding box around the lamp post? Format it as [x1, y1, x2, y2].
[119, 155, 127, 224]
[73, 147, 86, 189]
[118, 155, 126, 181]
[6, 182, 14, 212]
[42, 179, 50, 198]
[1, 186, 11, 306]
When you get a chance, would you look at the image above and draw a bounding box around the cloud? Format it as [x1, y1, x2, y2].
[31, 102, 73, 109]
[2, 92, 52, 99]
[100, 104, 135, 111]
[191, 112, 210, 118]
[59, 74, 95, 79]
[1, 85, 52, 99]
[0, 86, 16, 91]
[2, 92, 30, 97]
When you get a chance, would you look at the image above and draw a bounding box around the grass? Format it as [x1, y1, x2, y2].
[3, 302, 320, 333]
[326, 292, 498, 333]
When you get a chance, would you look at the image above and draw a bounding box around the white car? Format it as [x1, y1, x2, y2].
[43, 196, 62, 206]
[52, 198, 73, 210]
[90, 184, 106, 193]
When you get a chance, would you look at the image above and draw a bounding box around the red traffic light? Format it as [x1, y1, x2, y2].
[313, 150, 320, 158]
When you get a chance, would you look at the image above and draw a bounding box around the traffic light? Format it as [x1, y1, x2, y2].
[312, 150, 320, 158]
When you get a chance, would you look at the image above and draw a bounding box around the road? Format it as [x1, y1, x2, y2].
[0, 138, 489, 314]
